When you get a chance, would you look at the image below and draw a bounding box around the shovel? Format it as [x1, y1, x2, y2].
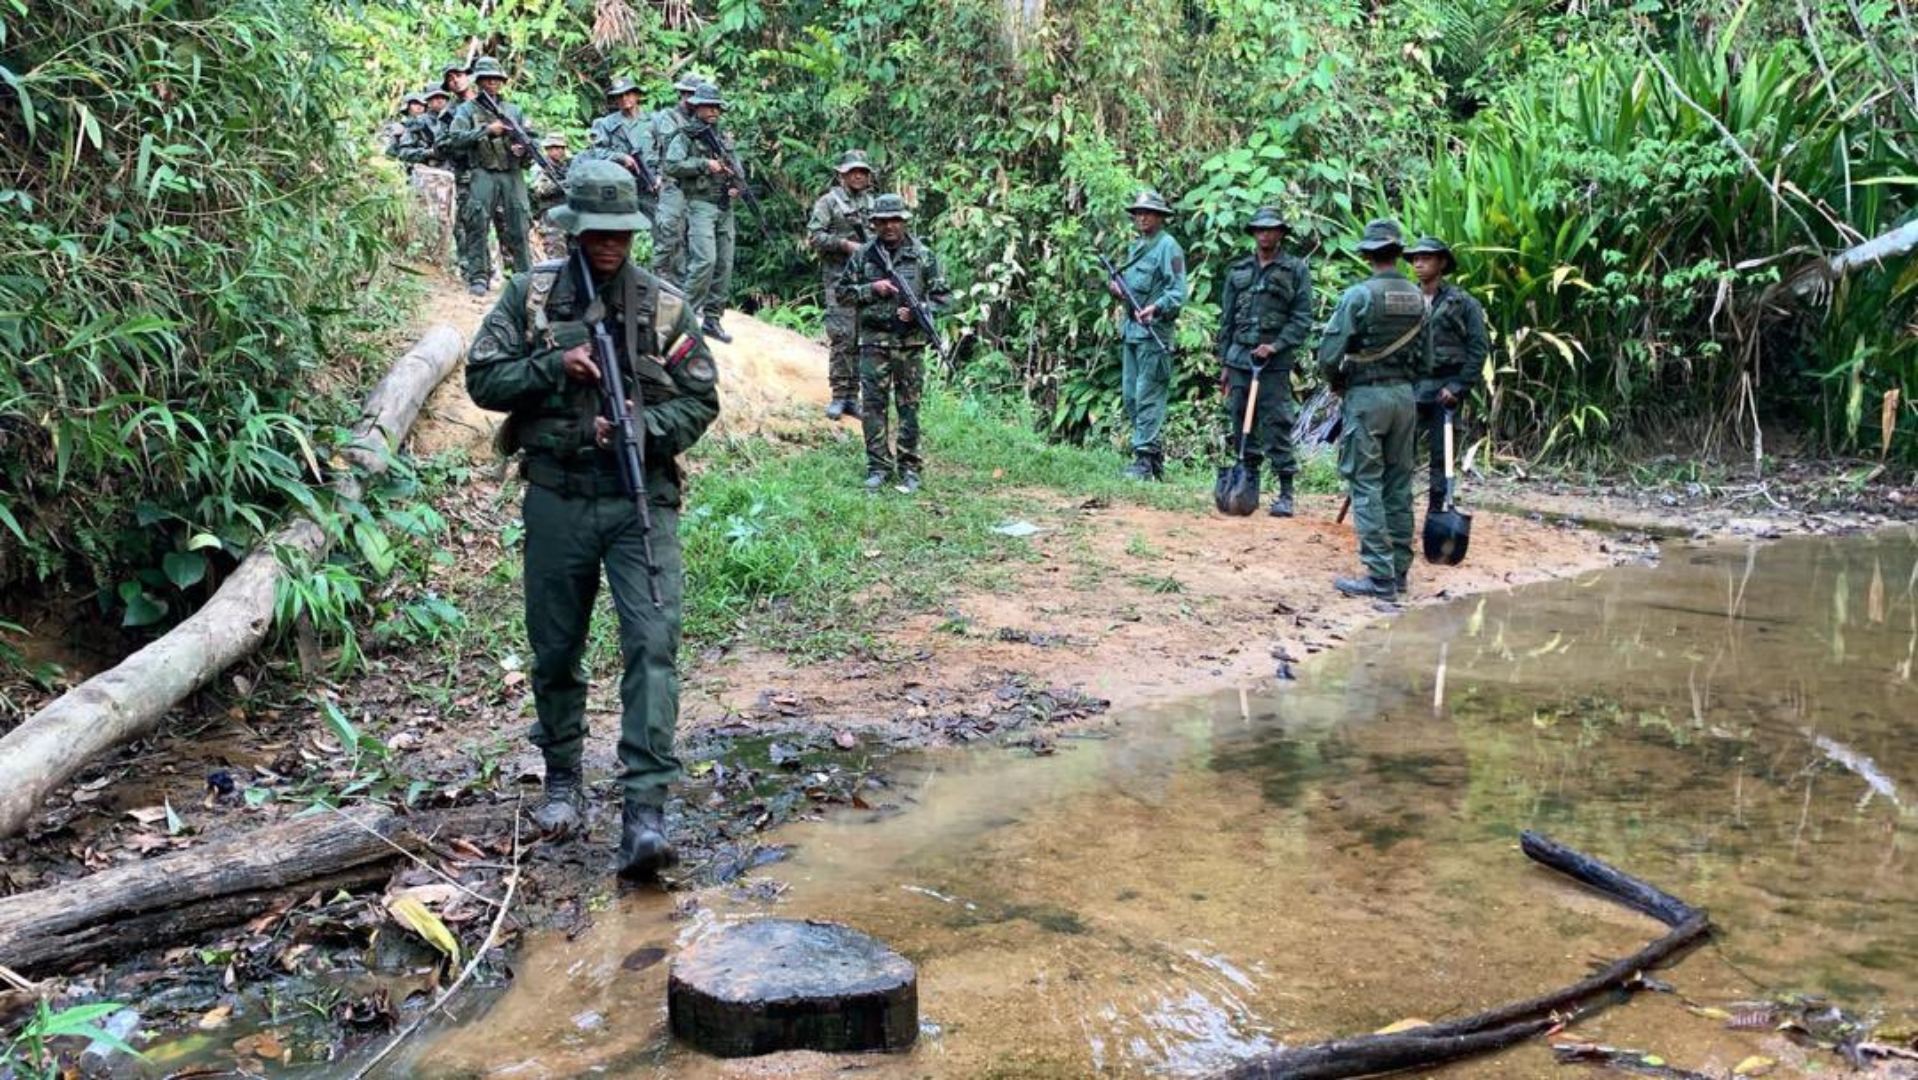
[1421, 407, 1473, 565]
[1213, 364, 1265, 516]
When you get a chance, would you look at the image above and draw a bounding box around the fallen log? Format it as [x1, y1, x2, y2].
[1218, 831, 1712, 1080]
[1786, 219, 1918, 302]
[0, 803, 498, 976]
[0, 325, 467, 840]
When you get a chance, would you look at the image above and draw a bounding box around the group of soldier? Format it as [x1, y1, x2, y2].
[1104, 191, 1488, 601]
[385, 60, 747, 344]
[396, 61, 1486, 880]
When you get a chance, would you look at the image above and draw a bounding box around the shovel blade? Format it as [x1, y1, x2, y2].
[1213, 465, 1261, 517]
[1422, 509, 1473, 565]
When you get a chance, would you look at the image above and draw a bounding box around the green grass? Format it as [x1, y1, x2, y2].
[677, 388, 1227, 656]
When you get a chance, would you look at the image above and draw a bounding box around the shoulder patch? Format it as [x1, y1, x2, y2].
[685, 354, 718, 385]
[524, 268, 562, 337]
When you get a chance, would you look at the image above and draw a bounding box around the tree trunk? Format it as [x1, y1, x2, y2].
[0, 325, 467, 840]
[0, 804, 496, 976]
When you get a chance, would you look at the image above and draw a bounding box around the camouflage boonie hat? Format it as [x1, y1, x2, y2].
[549, 159, 653, 235]
[869, 193, 911, 221]
[688, 83, 726, 108]
[1126, 189, 1173, 216]
[542, 133, 568, 150]
[423, 86, 451, 102]
[441, 60, 470, 78]
[673, 73, 704, 93]
[400, 92, 425, 110]
[604, 76, 639, 98]
[834, 150, 872, 174]
[469, 56, 507, 81]
[1356, 218, 1406, 255]
[1245, 206, 1289, 232]
[1405, 235, 1456, 272]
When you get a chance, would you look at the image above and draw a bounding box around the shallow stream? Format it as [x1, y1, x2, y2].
[203, 532, 1918, 1076]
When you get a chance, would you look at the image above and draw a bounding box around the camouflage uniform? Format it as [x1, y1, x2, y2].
[445, 57, 535, 294]
[834, 194, 951, 488]
[661, 84, 739, 336]
[1315, 220, 1431, 598]
[1405, 236, 1490, 512]
[648, 76, 701, 285]
[806, 151, 876, 418]
[529, 135, 571, 261]
[1113, 190, 1187, 479]
[582, 77, 658, 223]
[1216, 205, 1314, 515]
[466, 160, 719, 880]
[436, 62, 478, 280]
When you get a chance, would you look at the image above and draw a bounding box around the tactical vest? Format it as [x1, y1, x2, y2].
[467, 101, 523, 172]
[435, 108, 469, 172]
[852, 239, 934, 346]
[672, 123, 733, 202]
[1427, 286, 1473, 376]
[816, 187, 873, 272]
[593, 111, 647, 158]
[1344, 276, 1426, 386]
[507, 261, 691, 464]
[1227, 254, 1305, 348]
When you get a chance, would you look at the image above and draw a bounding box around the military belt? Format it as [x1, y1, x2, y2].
[521, 456, 626, 498]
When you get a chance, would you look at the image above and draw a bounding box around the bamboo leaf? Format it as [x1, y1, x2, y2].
[385, 894, 462, 964]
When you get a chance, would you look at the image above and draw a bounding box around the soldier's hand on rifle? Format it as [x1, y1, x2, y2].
[621, 154, 639, 172]
[486, 120, 508, 135]
[706, 159, 727, 175]
[561, 343, 599, 384]
[510, 142, 526, 157]
[1136, 303, 1159, 324]
[896, 306, 915, 325]
[593, 407, 633, 448]
[842, 239, 860, 256]
[871, 279, 899, 298]
[1106, 280, 1125, 301]
[727, 186, 741, 200]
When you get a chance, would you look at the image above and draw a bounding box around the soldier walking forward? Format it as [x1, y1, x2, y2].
[1314, 219, 1430, 601]
[662, 84, 740, 342]
[582, 76, 661, 225]
[1216, 206, 1314, 517]
[835, 194, 951, 493]
[807, 150, 876, 421]
[465, 160, 721, 880]
[446, 56, 536, 296]
[649, 75, 702, 285]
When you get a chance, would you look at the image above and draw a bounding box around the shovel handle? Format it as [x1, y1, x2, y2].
[1442, 408, 1455, 482]
[1240, 367, 1262, 437]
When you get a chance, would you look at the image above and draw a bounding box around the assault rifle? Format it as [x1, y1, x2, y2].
[692, 124, 771, 240]
[869, 238, 948, 368]
[1095, 249, 1172, 353]
[571, 246, 663, 609]
[472, 90, 564, 186]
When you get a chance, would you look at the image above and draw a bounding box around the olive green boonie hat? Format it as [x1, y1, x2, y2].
[1126, 189, 1173, 216]
[442, 60, 470, 78]
[542, 133, 568, 149]
[688, 83, 726, 108]
[549, 159, 652, 235]
[605, 76, 639, 98]
[673, 73, 704, 93]
[834, 149, 872, 174]
[469, 56, 507, 81]
[1245, 206, 1289, 232]
[1405, 235, 1456, 272]
[424, 86, 451, 102]
[1356, 218, 1406, 255]
[869, 193, 911, 221]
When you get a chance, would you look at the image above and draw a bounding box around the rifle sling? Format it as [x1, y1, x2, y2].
[1346, 317, 1425, 366]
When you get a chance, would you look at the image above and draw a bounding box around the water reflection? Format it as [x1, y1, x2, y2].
[406, 531, 1915, 1078]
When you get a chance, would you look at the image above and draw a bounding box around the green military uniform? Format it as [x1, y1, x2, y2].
[1405, 237, 1490, 512]
[437, 63, 478, 280]
[529, 135, 571, 261]
[648, 76, 701, 286]
[400, 88, 449, 166]
[834, 194, 951, 489]
[446, 57, 535, 294]
[806, 151, 876, 417]
[582, 77, 658, 221]
[386, 95, 433, 167]
[662, 84, 738, 333]
[1315, 220, 1430, 598]
[1216, 206, 1314, 514]
[466, 160, 719, 877]
[1114, 190, 1187, 478]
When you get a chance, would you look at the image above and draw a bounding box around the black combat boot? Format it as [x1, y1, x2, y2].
[702, 316, 732, 343]
[1268, 474, 1296, 518]
[1395, 573, 1409, 595]
[844, 398, 863, 420]
[1146, 451, 1165, 481]
[825, 399, 847, 420]
[1334, 574, 1399, 601]
[529, 767, 585, 839]
[617, 797, 677, 881]
[467, 281, 489, 297]
[864, 469, 888, 491]
[1121, 451, 1153, 480]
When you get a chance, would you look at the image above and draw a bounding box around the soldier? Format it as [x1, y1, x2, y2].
[1216, 206, 1314, 516]
[446, 56, 536, 296]
[806, 150, 877, 421]
[384, 92, 427, 161]
[662, 83, 739, 342]
[530, 134, 572, 261]
[834, 194, 951, 493]
[437, 61, 477, 280]
[1108, 190, 1187, 481]
[648, 74, 702, 286]
[1404, 237, 1489, 516]
[1313, 219, 1430, 601]
[583, 76, 661, 221]
[465, 159, 720, 881]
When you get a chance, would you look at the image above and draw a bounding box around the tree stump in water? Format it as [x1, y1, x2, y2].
[668, 919, 917, 1057]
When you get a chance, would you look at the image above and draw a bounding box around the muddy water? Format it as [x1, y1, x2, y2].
[401, 532, 1916, 1078]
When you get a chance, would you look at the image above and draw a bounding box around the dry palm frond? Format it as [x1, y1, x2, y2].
[593, 0, 641, 49]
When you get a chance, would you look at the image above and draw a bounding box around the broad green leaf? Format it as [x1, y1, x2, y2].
[163, 551, 207, 589]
